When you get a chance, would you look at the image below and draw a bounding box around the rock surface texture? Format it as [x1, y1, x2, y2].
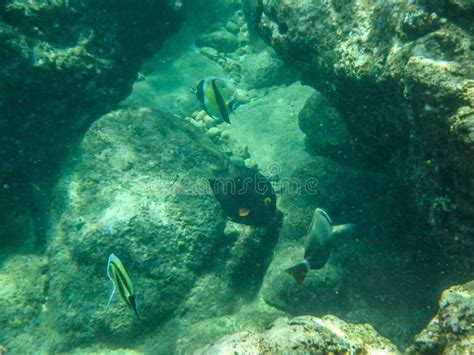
[43, 108, 230, 350]
[407, 280, 474, 354]
[0, 0, 183, 244]
[196, 315, 399, 354]
[246, 0, 474, 272]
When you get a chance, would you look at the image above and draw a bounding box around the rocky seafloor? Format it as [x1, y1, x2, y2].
[0, 0, 473, 354]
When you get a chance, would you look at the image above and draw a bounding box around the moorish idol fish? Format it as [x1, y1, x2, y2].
[195, 77, 236, 124]
[106, 253, 139, 318]
[285, 208, 355, 285]
[209, 166, 276, 226]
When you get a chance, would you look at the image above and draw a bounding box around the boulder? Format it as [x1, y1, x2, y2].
[0, 0, 183, 248]
[240, 48, 291, 89]
[196, 30, 239, 53]
[246, 0, 474, 273]
[298, 91, 352, 163]
[196, 315, 399, 354]
[0, 254, 48, 351]
[226, 82, 314, 178]
[43, 108, 229, 350]
[406, 280, 474, 354]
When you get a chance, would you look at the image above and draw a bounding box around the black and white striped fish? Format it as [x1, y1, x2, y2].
[106, 253, 139, 318]
[195, 78, 236, 124]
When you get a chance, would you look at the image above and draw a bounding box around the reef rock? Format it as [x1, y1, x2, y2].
[298, 91, 352, 162]
[43, 108, 229, 350]
[240, 48, 291, 89]
[246, 0, 474, 272]
[406, 280, 474, 354]
[196, 29, 240, 53]
[0, 0, 183, 245]
[196, 315, 399, 354]
[0, 254, 48, 352]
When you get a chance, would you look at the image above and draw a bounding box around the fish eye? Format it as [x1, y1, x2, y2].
[264, 197, 272, 206]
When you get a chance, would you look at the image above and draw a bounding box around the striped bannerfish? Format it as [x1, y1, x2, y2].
[106, 253, 139, 318]
[195, 78, 236, 124]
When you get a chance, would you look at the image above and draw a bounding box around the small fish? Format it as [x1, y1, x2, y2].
[209, 166, 276, 226]
[286, 208, 355, 285]
[196, 78, 236, 124]
[106, 253, 139, 318]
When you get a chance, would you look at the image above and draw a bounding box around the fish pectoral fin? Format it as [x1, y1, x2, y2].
[331, 223, 356, 237]
[238, 208, 251, 217]
[285, 262, 310, 285]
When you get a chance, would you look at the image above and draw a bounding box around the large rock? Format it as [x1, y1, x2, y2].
[406, 280, 474, 354]
[196, 315, 399, 354]
[225, 82, 314, 178]
[0, 254, 48, 351]
[298, 91, 352, 163]
[0, 0, 183, 246]
[42, 108, 230, 350]
[246, 0, 474, 272]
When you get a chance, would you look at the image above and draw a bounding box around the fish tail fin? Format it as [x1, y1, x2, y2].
[285, 261, 310, 285]
[331, 223, 356, 237]
[227, 99, 239, 114]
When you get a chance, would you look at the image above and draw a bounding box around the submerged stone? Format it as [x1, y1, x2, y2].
[196, 315, 399, 353]
[43, 108, 229, 349]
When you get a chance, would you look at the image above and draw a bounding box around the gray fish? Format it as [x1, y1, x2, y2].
[285, 208, 355, 284]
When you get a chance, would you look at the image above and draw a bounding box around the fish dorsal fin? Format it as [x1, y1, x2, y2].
[318, 208, 332, 225]
[306, 209, 320, 237]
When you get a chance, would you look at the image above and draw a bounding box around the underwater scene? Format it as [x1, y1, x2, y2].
[1, 0, 473, 354]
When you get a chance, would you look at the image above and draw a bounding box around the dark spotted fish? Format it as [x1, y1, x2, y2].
[209, 166, 276, 226]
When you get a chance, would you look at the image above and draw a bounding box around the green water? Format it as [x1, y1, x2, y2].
[0, 1, 471, 354]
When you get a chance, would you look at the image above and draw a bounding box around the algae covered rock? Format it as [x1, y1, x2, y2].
[0, 0, 183, 249]
[226, 82, 314, 178]
[240, 48, 291, 89]
[0, 254, 48, 351]
[196, 30, 240, 53]
[196, 315, 399, 354]
[249, 0, 474, 273]
[44, 108, 229, 349]
[298, 91, 352, 162]
[406, 280, 474, 354]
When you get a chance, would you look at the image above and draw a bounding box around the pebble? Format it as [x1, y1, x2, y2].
[203, 115, 216, 128]
[207, 127, 221, 139]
